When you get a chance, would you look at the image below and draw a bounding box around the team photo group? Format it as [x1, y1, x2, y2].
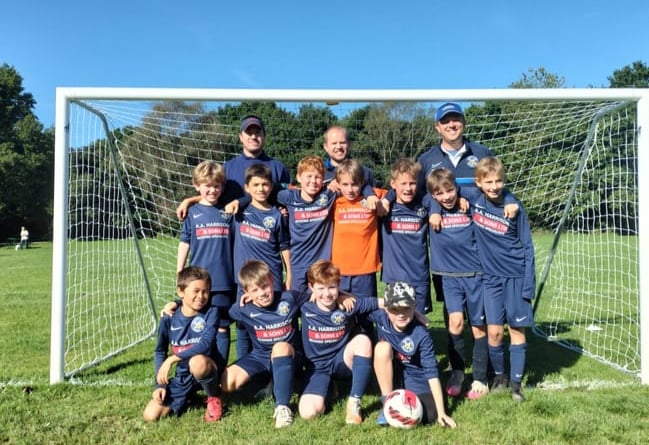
[143, 102, 536, 430]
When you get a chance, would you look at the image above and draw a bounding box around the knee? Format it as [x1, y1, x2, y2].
[298, 396, 325, 420]
[448, 314, 464, 334]
[143, 402, 163, 422]
[220, 371, 236, 393]
[271, 341, 294, 358]
[487, 327, 504, 344]
[188, 354, 212, 377]
[374, 341, 393, 361]
[471, 325, 487, 339]
[351, 334, 372, 356]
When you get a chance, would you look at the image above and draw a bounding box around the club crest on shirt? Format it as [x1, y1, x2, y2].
[277, 301, 291, 316]
[316, 194, 329, 206]
[400, 336, 415, 353]
[220, 211, 230, 220]
[417, 207, 427, 218]
[190, 316, 206, 332]
[330, 311, 347, 325]
[263, 216, 275, 228]
[466, 156, 480, 168]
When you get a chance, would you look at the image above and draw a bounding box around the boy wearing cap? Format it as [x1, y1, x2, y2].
[369, 282, 456, 429]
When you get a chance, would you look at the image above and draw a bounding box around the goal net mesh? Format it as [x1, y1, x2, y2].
[60, 96, 639, 378]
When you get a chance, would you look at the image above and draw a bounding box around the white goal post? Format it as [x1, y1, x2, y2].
[51, 87, 649, 384]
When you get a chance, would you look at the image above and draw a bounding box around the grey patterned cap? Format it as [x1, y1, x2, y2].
[384, 282, 416, 308]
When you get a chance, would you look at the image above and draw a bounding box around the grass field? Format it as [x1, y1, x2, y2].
[1, 242, 649, 444]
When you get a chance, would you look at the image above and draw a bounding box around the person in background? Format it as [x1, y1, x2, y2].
[19, 226, 29, 250]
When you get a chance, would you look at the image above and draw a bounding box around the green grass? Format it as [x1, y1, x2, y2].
[2, 242, 649, 444]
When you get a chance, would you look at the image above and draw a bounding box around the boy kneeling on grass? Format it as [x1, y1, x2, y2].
[221, 259, 307, 428]
[370, 281, 456, 428]
[298, 259, 377, 425]
[143, 266, 222, 422]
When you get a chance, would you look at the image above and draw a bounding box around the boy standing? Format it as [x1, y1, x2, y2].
[331, 159, 385, 300]
[277, 156, 338, 294]
[425, 168, 489, 400]
[471, 157, 535, 402]
[380, 158, 432, 314]
[298, 260, 376, 425]
[177, 160, 235, 368]
[232, 163, 291, 357]
[277, 155, 379, 294]
[369, 282, 456, 428]
[222, 259, 307, 428]
[143, 266, 222, 422]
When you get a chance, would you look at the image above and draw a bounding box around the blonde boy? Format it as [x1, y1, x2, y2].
[223, 259, 307, 428]
[177, 160, 234, 368]
[332, 159, 386, 300]
[380, 159, 432, 314]
[471, 157, 535, 402]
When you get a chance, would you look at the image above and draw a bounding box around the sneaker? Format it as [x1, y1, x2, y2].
[376, 409, 388, 426]
[345, 396, 362, 425]
[510, 382, 526, 402]
[204, 396, 222, 422]
[445, 370, 465, 397]
[466, 380, 489, 400]
[491, 374, 509, 393]
[273, 405, 293, 428]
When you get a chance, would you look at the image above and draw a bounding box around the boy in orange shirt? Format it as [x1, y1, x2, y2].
[331, 159, 386, 301]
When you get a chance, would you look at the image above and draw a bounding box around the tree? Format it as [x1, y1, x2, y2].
[0, 64, 53, 241]
[608, 60, 649, 88]
[509, 67, 565, 89]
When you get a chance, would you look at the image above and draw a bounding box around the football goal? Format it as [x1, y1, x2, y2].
[51, 87, 649, 384]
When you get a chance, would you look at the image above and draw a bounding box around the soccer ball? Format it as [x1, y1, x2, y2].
[382, 389, 423, 429]
[15, 244, 21, 251]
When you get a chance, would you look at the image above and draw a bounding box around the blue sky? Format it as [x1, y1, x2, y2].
[2, 0, 648, 128]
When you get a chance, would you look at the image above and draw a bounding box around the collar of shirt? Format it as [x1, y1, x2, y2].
[440, 143, 467, 168]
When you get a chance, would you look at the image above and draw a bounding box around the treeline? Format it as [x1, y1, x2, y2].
[0, 64, 54, 242]
[70, 97, 636, 240]
[1, 63, 648, 241]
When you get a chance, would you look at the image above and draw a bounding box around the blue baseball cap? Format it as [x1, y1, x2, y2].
[435, 102, 464, 121]
[240, 115, 265, 133]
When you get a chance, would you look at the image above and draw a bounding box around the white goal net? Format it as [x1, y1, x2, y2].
[51, 88, 649, 383]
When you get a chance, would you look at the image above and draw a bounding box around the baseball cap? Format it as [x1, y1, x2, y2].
[384, 282, 416, 308]
[435, 102, 464, 121]
[240, 115, 265, 133]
